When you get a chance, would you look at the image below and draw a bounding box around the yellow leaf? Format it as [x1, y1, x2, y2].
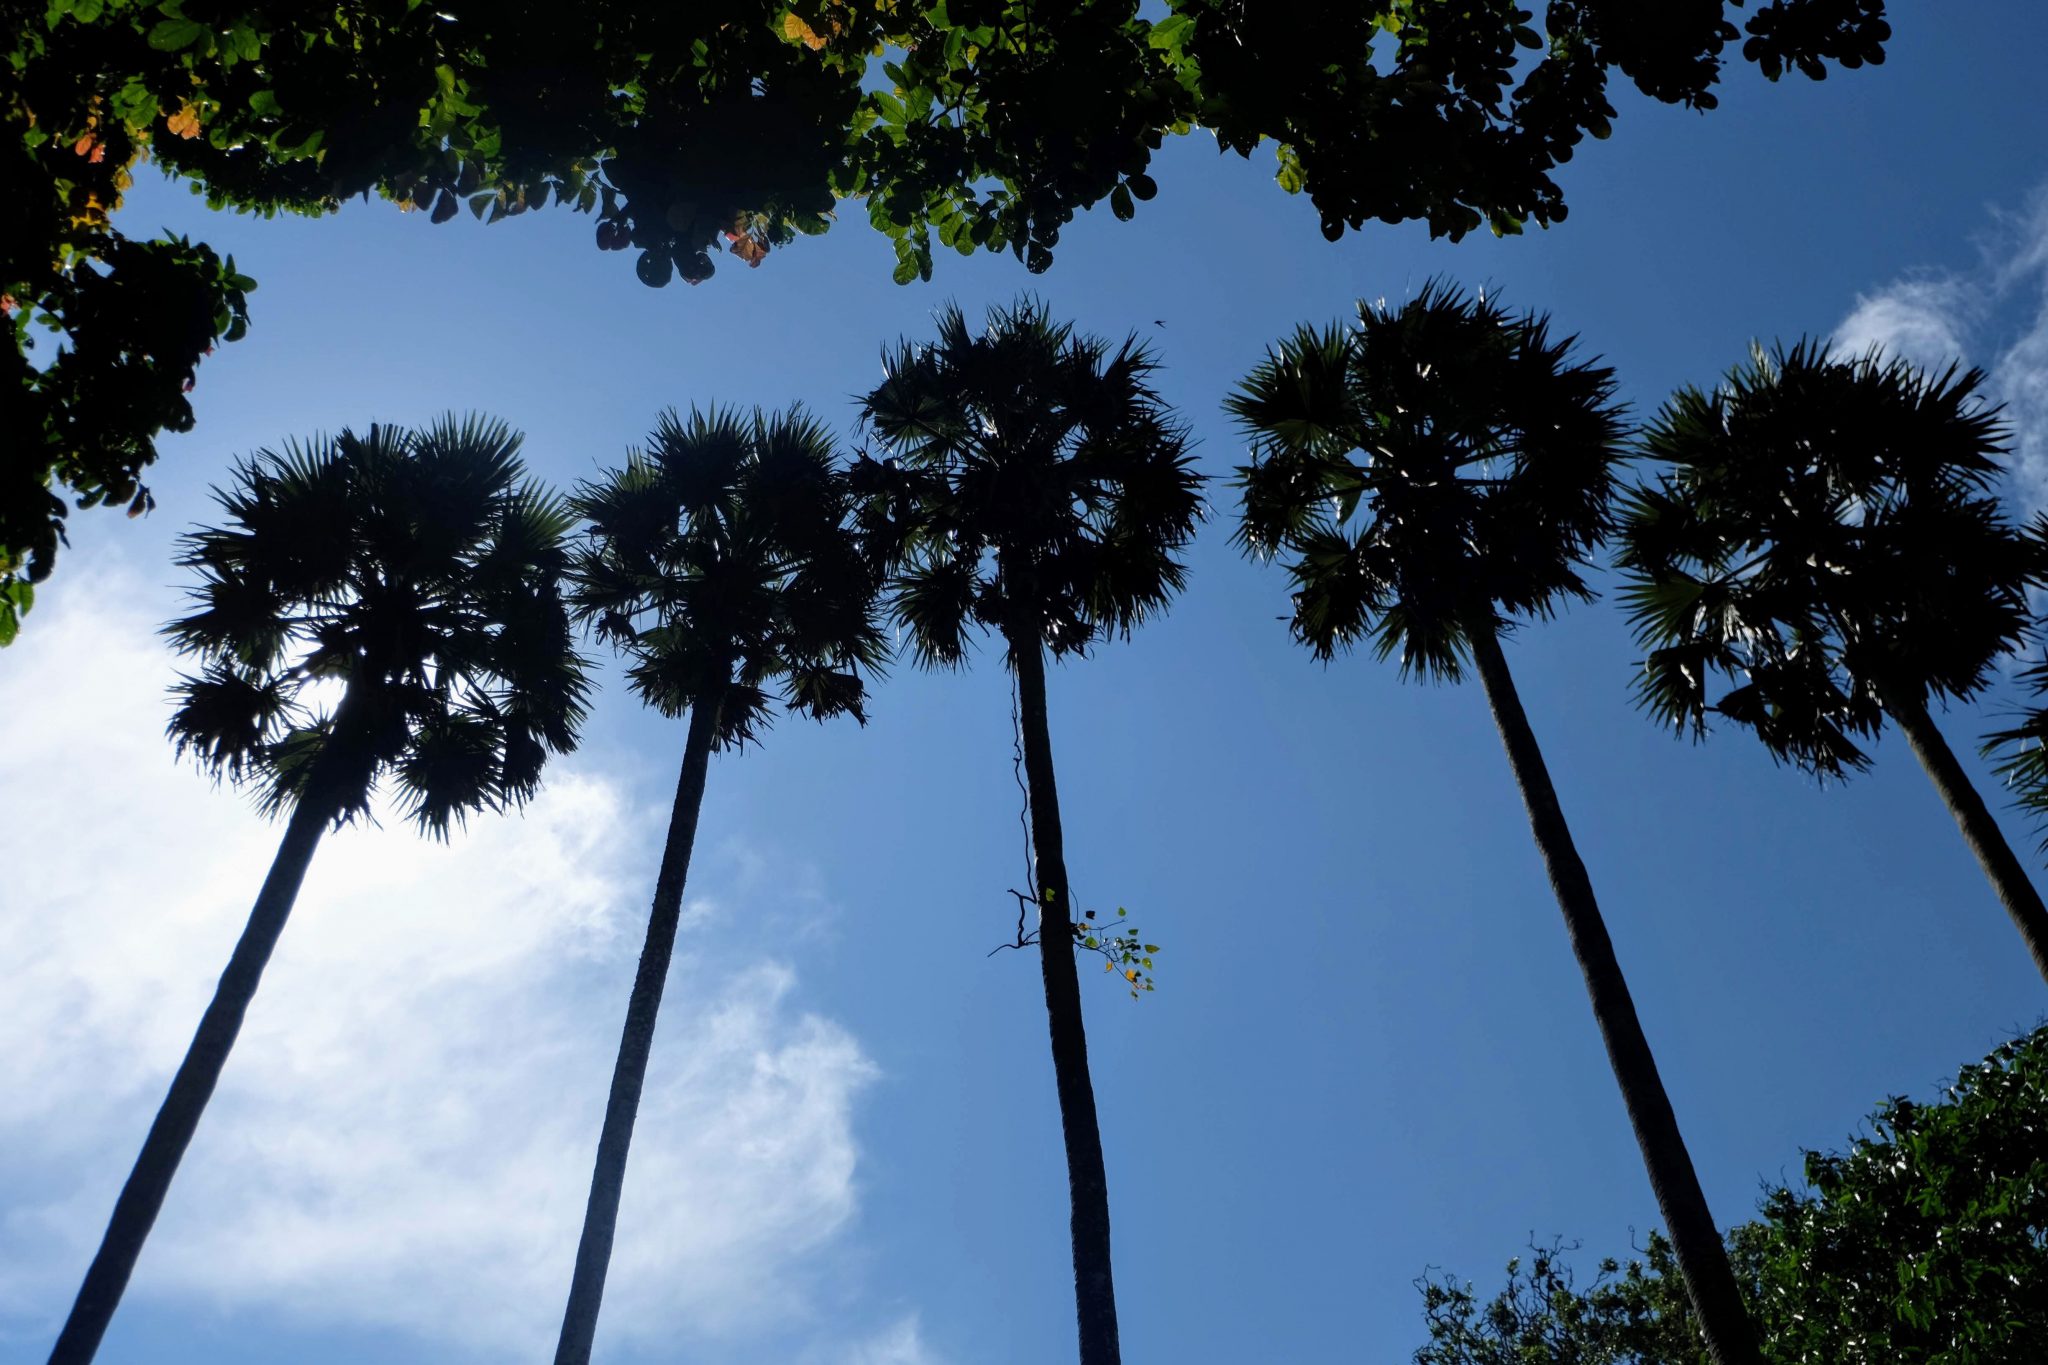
[165, 103, 202, 139]
[783, 11, 827, 49]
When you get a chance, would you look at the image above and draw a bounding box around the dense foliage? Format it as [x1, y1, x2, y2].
[3, 0, 1890, 640]
[1414, 1026, 2048, 1365]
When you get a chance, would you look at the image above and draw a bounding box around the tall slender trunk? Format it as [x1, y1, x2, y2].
[1008, 631, 1121, 1365]
[1464, 621, 1762, 1365]
[49, 779, 339, 1365]
[1877, 679, 2048, 985]
[554, 687, 725, 1365]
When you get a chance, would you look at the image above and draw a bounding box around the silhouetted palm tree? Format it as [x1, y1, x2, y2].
[852, 298, 1202, 1365]
[553, 406, 883, 1365]
[50, 416, 586, 1365]
[1231, 283, 1761, 1365]
[1618, 343, 2048, 985]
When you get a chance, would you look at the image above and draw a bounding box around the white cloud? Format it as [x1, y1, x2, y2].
[0, 566, 880, 1358]
[1835, 183, 2048, 505]
[1836, 276, 1976, 371]
[837, 1314, 950, 1365]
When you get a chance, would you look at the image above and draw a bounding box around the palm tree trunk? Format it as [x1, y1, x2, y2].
[48, 783, 338, 1365]
[554, 687, 725, 1365]
[1464, 620, 1761, 1365]
[1008, 631, 1122, 1365]
[1877, 679, 2048, 985]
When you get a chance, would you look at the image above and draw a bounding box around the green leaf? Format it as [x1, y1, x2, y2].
[1147, 13, 1194, 53]
[147, 17, 206, 50]
[1275, 150, 1306, 195]
[1110, 183, 1135, 221]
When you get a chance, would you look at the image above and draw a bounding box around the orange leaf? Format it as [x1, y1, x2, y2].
[782, 12, 827, 49]
[165, 103, 202, 140]
[727, 233, 769, 268]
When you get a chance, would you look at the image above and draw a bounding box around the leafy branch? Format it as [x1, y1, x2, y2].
[991, 887, 1160, 1000]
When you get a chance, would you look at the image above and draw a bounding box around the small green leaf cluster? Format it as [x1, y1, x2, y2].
[1075, 905, 1160, 1000]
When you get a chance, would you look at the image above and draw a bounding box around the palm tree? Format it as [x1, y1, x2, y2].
[851, 297, 1202, 1365]
[1230, 283, 1762, 1365]
[1617, 343, 2048, 985]
[552, 405, 883, 1365]
[49, 416, 586, 1365]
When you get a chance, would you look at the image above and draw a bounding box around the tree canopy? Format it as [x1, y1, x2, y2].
[4, 0, 1890, 642]
[1413, 1025, 2048, 1365]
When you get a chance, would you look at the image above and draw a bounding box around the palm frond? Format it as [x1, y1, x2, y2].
[1985, 663, 2048, 851]
[394, 709, 504, 839]
[166, 662, 302, 782]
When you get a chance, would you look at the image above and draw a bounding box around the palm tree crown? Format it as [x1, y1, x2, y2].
[1617, 342, 2037, 776]
[568, 405, 885, 745]
[852, 297, 1203, 665]
[163, 415, 588, 833]
[1230, 281, 1626, 676]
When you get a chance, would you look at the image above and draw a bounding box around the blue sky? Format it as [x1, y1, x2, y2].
[6, 7, 2048, 1362]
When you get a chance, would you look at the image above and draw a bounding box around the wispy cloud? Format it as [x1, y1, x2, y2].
[835, 1313, 951, 1365]
[1836, 185, 2048, 505]
[0, 566, 881, 1358]
[1837, 275, 1977, 371]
